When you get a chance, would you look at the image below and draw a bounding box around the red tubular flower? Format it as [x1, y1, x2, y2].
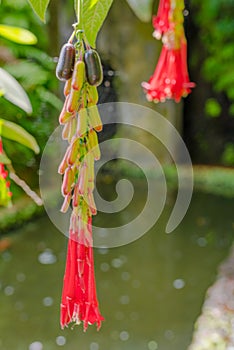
[60, 214, 104, 331]
[142, 39, 195, 103]
[0, 138, 12, 207]
[143, 0, 195, 103]
[152, 0, 170, 39]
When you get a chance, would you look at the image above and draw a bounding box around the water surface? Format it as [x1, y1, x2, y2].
[0, 186, 233, 350]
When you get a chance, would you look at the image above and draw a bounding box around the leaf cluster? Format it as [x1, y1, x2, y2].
[192, 0, 234, 117]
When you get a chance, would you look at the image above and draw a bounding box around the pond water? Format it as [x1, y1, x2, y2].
[0, 182, 234, 350]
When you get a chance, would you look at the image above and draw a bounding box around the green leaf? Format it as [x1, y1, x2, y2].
[0, 119, 40, 154]
[4, 61, 50, 89]
[0, 24, 37, 45]
[37, 87, 63, 111]
[26, 0, 50, 22]
[0, 68, 32, 114]
[125, 0, 154, 22]
[205, 98, 221, 118]
[82, 0, 114, 47]
[0, 153, 11, 165]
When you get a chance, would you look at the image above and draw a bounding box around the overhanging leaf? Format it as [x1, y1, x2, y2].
[0, 153, 11, 165]
[37, 87, 63, 111]
[0, 119, 40, 154]
[125, 0, 154, 22]
[82, 0, 113, 47]
[27, 0, 50, 22]
[0, 68, 32, 114]
[0, 24, 37, 45]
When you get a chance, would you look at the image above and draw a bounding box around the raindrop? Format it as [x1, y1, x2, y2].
[29, 341, 43, 350]
[1, 251, 12, 262]
[104, 81, 110, 88]
[132, 280, 141, 288]
[90, 342, 99, 350]
[56, 336, 66, 346]
[20, 312, 28, 321]
[130, 312, 139, 321]
[173, 279, 185, 289]
[96, 228, 108, 238]
[120, 255, 127, 263]
[197, 237, 207, 247]
[115, 311, 124, 320]
[15, 301, 24, 311]
[97, 247, 109, 255]
[164, 329, 175, 340]
[111, 258, 124, 268]
[43, 297, 54, 307]
[17, 273, 26, 282]
[121, 272, 130, 281]
[107, 70, 114, 77]
[183, 9, 189, 16]
[4, 285, 15, 296]
[119, 331, 129, 341]
[119, 295, 130, 305]
[148, 340, 158, 350]
[38, 249, 57, 265]
[110, 330, 119, 341]
[100, 262, 110, 272]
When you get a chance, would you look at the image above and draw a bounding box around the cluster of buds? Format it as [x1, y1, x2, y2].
[0, 138, 12, 207]
[142, 0, 195, 103]
[56, 32, 104, 331]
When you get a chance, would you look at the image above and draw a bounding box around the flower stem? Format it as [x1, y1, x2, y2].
[75, 0, 83, 29]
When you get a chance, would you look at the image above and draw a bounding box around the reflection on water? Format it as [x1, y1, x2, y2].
[0, 182, 234, 350]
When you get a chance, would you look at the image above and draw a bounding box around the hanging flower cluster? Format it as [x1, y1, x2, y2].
[142, 0, 195, 103]
[0, 138, 12, 207]
[56, 30, 104, 331]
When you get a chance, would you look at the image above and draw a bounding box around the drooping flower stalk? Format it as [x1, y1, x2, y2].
[142, 0, 195, 103]
[57, 29, 104, 331]
[0, 138, 12, 207]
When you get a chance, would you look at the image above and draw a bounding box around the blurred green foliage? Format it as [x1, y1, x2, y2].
[193, 0, 234, 108]
[0, 0, 60, 186]
[205, 98, 221, 118]
[221, 143, 234, 166]
[185, 0, 234, 165]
